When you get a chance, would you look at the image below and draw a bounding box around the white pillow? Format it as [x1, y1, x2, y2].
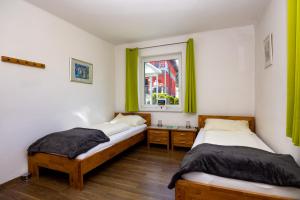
[204, 119, 251, 132]
[110, 113, 146, 126]
[110, 113, 124, 124]
[91, 122, 130, 136]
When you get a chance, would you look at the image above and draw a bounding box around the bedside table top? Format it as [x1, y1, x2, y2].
[148, 125, 198, 132]
[148, 125, 177, 130]
[176, 126, 198, 132]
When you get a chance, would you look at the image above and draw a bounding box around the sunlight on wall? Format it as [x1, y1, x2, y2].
[72, 106, 92, 126]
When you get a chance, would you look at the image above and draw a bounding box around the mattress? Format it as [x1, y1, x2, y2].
[76, 124, 147, 160]
[182, 129, 300, 199]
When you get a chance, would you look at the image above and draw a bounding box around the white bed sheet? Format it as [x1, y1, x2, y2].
[182, 129, 300, 199]
[76, 124, 147, 160]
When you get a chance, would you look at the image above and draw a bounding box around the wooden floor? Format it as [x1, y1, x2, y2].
[0, 144, 186, 200]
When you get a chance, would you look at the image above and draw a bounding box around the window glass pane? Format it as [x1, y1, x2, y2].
[144, 59, 179, 106]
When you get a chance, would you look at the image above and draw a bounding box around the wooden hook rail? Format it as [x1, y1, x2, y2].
[1, 56, 45, 69]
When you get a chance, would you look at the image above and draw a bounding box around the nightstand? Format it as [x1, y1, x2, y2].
[147, 126, 176, 151]
[171, 127, 197, 151]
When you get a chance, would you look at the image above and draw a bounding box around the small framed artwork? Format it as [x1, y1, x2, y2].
[264, 33, 273, 68]
[70, 58, 93, 84]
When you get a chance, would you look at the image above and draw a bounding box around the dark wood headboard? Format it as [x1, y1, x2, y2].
[114, 112, 151, 126]
[198, 115, 255, 132]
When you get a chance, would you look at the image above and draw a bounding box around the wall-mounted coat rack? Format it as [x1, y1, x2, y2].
[1, 56, 45, 69]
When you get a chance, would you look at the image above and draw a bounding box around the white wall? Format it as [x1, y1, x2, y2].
[115, 26, 255, 127]
[255, 0, 300, 163]
[0, 0, 115, 184]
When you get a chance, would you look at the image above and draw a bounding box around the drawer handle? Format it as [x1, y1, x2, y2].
[180, 133, 185, 136]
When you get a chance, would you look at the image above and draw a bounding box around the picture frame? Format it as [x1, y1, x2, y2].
[70, 58, 93, 84]
[264, 33, 273, 68]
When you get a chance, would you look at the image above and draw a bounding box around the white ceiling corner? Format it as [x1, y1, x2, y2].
[25, 0, 270, 44]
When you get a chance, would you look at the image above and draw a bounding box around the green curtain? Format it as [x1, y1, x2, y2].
[125, 48, 139, 112]
[286, 0, 300, 146]
[184, 38, 197, 113]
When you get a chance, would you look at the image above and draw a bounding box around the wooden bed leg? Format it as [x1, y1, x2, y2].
[28, 157, 39, 179]
[175, 181, 186, 200]
[69, 164, 83, 190]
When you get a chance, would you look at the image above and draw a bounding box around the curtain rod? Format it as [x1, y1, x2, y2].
[138, 41, 187, 50]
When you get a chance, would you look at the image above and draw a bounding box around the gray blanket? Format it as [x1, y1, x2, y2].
[28, 128, 110, 159]
[168, 143, 300, 189]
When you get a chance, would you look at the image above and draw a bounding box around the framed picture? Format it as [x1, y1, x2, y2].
[264, 33, 273, 68]
[70, 58, 93, 84]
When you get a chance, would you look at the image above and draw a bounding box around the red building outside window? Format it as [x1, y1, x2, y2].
[144, 59, 179, 105]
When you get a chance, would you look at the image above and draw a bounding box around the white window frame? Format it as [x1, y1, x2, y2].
[139, 53, 183, 112]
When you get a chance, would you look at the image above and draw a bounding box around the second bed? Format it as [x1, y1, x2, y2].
[175, 115, 300, 200]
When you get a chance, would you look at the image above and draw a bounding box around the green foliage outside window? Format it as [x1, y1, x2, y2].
[152, 93, 179, 105]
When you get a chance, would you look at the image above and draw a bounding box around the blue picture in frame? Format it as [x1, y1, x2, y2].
[75, 63, 89, 79]
[70, 58, 93, 84]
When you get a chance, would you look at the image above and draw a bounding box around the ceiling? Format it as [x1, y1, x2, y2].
[26, 0, 270, 44]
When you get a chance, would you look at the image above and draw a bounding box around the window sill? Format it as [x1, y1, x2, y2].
[139, 106, 183, 113]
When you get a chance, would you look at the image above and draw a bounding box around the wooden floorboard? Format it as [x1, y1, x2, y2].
[0, 144, 186, 200]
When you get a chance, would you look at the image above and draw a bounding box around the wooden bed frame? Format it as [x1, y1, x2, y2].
[28, 112, 151, 190]
[175, 115, 293, 200]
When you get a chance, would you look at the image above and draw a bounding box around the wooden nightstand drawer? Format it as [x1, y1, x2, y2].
[173, 131, 195, 141]
[171, 131, 196, 149]
[148, 130, 169, 138]
[173, 140, 193, 147]
[147, 129, 170, 150]
[148, 136, 169, 144]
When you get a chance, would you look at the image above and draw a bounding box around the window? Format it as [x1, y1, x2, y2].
[139, 53, 182, 111]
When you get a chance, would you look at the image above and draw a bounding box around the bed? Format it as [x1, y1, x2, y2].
[28, 112, 151, 190]
[175, 115, 300, 200]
